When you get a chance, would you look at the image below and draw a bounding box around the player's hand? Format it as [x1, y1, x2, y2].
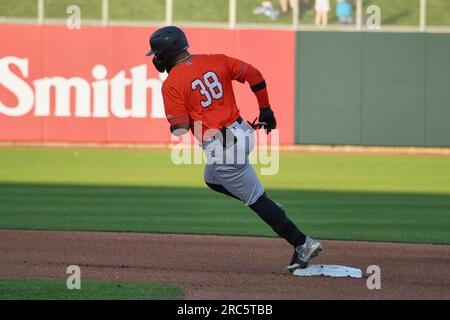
[247, 118, 263, 130]
[258, 107, 276, 134]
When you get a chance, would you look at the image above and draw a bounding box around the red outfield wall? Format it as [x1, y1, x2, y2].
[0, 24, 295, 144]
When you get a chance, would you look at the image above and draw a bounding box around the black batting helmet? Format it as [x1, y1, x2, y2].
[146, 26, 189, 73]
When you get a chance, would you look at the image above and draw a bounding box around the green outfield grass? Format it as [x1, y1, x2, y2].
[0, 147, 449, 244]
[0, 0, 449, 26]
[0, 278, 182, 300]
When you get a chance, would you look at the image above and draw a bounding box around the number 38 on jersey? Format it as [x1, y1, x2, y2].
[191, 71, 223, 108]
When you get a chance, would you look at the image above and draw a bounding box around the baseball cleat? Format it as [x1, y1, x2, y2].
[287, 236, 322, 272]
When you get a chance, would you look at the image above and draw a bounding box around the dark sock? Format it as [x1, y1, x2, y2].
[205, 182, 240, 201]
[249, 193, 306, 247]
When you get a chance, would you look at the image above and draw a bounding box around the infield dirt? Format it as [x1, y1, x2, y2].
[1, 230, 449, 299]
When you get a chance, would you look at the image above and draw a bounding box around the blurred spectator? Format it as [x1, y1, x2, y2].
[279, 0, 314, 17]
[315, 0, 330, 27]
[253, 1, 280, 20]
[300, 0, 314, 12]
[336, 0, 354, 24]
[299, 0, 314, 19]
[279, 0, 295, 15]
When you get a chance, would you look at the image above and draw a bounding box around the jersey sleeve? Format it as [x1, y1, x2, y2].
[222, 54, 249, 83]
[162, 83, 189, 125]
[221, 54, 270, 109]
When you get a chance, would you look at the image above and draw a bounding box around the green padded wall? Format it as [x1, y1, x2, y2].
[362, 33, 426, 146]
[294, 31, 450, 147]
[295, 32, 363, 145]
[425, 34, 450, 147]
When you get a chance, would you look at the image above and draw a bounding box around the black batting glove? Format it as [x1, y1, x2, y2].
[259, 107, 276, 134]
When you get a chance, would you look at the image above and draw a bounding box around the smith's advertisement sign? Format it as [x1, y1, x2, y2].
[0, 57, 167, 119]
[0, 24, 295, 144]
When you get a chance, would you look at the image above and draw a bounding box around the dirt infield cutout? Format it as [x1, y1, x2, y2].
[1, 230, 449, 299]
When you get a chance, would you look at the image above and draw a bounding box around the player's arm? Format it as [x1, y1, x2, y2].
[226, 56, 276, 133]
[162, 84, 190, 136]
[170, 121, 190, 136]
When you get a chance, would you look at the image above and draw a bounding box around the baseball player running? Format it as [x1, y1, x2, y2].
[146, 26, 322, 272]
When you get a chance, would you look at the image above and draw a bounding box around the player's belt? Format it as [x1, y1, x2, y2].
[202, 117, 243, 149]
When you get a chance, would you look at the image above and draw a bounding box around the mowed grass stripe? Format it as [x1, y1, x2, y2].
[0, 279, 182, 300]
[0, 148, 449, 244]
[1, 148, 450, 193]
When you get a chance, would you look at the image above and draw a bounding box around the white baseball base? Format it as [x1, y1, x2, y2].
[292, 264, 363, 278]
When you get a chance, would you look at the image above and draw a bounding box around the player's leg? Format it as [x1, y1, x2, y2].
[205, 120, 322, 270]
[203, 121, 254, 202]
[249, 191, 322, 271]
[210, 120, 307, 247]
[205, 182, 240, 200]
[213, 162, 322, 271]
[249, 192, 306, 247]
[204, 164, 240, 200]
[213, 160, 307, 247]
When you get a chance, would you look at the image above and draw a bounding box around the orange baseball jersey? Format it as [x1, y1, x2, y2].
[162, 54, 249, 141]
